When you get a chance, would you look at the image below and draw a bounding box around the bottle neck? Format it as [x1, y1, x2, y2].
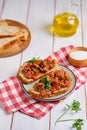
[60, 0, 79, 16]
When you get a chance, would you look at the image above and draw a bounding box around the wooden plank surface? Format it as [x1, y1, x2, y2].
[0, 0, 87, 130]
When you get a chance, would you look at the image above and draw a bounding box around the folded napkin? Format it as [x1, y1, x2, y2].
[0, 45, 87, 119]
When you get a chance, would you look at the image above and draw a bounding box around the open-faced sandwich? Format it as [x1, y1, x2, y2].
[17, 58, 58, 84]
[29, 69, 72, 99]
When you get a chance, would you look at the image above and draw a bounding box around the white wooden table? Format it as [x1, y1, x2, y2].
[0, 0, 87, 130]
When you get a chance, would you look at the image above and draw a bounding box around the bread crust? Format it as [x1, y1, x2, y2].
[17, 59, 58, 84]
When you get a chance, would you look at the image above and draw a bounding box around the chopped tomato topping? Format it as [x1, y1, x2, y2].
[23, 59, 57, 79]
[33, 69, 72, 97]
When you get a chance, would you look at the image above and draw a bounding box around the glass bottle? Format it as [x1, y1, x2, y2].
[52, 0, 79, 37]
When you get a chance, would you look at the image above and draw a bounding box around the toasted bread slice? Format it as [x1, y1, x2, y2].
[0, 39, 20, 50]
[0, 26, 20, 37]
[30, 86, 69, 99]
[17, 59, 58, 84]
[0, 28, 28, 49]
[29, 69, 72, 99]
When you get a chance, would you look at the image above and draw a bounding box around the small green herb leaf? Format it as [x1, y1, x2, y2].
[66, 104, 71, 110]
[66, 100, 81, 112]
[45, 82, 51, 91]
[72, 119, 84, 130]
[41, 76, 51, 91]
[27, 57, 39, 63]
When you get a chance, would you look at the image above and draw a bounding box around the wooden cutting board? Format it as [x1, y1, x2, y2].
[0, 19, 31, 57]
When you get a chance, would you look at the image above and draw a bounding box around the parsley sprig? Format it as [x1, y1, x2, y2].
[55, 100, 84, 130]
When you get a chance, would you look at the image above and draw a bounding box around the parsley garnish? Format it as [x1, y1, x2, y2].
[41, 76, 51, 91]
[27, 57, 39, 63]
[72, 119, 84, 130]
[55, 100, 84, 130]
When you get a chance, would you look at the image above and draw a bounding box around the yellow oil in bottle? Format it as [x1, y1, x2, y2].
[53, 12, 79, 37]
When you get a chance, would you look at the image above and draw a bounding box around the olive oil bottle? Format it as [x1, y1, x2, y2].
[53, 12, 79, 37]
[52, 0, 79, 37]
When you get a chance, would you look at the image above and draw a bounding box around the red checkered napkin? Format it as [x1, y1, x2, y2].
[0, 76, 36, 113]
[0, 45, 87, 119]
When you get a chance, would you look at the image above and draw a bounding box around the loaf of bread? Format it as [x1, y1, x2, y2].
[17, 58, 58, 84]
[29, 69, 72, 99]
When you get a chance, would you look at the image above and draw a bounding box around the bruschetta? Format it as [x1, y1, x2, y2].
[17, 58, 58, 84]
[29, 69, 72, 99]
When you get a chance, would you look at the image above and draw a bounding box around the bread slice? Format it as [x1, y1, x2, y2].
[17, 59, 58, 84]
[0, 28, 28, 49]
[29, 85, 70, 99]
[0, 26, 20, 37]
[29, 69, 72, 99]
